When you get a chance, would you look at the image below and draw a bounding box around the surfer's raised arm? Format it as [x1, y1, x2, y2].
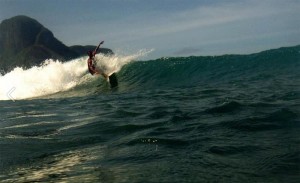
[93, 41, 104, 56]
[87, 41, 104, 76]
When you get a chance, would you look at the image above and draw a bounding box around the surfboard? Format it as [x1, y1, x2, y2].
[109, 73, 118, 88]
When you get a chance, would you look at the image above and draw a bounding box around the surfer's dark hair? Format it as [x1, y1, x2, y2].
[87, 51, 93, 56]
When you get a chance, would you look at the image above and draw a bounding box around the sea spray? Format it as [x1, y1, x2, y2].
[0, 58, 87, 100]
[94, 49, 153, 76]
[0, 50, 150, 100]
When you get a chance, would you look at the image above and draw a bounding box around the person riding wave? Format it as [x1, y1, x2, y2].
[87, 41, 108, 80]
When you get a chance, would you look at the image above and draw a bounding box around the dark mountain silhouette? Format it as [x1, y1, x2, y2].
[0, 15, 113, 73]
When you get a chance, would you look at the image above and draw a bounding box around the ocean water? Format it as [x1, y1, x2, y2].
[0, 46, 299, 182]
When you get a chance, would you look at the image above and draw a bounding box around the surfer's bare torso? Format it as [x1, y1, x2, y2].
[87, 41, 108, 79]
[87, 52, 98, 75]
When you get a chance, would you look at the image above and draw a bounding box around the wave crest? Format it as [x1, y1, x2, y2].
[0, 50, 149, 100]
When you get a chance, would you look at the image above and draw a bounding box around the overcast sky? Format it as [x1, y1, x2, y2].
[0, 0, 299, 59]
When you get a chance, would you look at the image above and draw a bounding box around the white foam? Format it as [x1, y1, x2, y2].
[0, 50, 150, 100]
[0, 58, 87, 100]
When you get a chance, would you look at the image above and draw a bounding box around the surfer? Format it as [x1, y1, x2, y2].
[87, 41, 109, 80]
[87, 40, 118, 88]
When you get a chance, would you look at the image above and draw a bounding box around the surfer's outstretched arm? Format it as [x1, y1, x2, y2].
[93, 41, 104, 56]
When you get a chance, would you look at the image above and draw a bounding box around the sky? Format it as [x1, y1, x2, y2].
[0, 0, 299, 59]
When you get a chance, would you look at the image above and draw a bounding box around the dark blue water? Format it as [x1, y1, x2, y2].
[0, 45, 299, 182]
